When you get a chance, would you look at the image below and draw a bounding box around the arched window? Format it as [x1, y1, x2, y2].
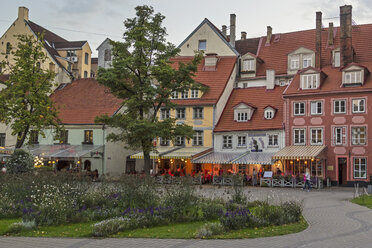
[84, 52, 89, 65]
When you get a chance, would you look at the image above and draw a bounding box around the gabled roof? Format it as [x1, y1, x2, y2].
[50, 78, 122, 124]
[54, 41, 87, 49]
[233, 101, 257, 109]
[177, 18, 239, 56]
[235, 37, 261, 55]
[170, 56, 237, 105]
[214, 86, 285, 132]
[96, 38, 112, 51]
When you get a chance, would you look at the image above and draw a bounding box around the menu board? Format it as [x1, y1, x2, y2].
[263, 171, 273, 178]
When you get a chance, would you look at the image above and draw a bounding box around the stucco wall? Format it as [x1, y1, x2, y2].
[97, 39, 113, 69]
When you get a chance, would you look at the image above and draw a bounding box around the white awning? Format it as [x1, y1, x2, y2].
[130, 147, 179, 159]
[26, 144, 103, 159]
[161, 147, 211, 159]
[192, 152, 245, 164]
[232, 152, 274, 165]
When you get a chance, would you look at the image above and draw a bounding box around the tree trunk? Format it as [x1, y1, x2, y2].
[15, 126, 30, 149]
[143, 150, 152, 174]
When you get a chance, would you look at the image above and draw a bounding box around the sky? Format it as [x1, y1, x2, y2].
[1, 0, 372, 57]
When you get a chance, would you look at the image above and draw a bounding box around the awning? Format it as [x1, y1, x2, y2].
[192, 152, 245, 164]
[161, 147, 211, 159]
[273, 145, 327, 160]
[130, 147, 179, 159]
[232, 152, 274, 165]
[26, 144, 103, 159]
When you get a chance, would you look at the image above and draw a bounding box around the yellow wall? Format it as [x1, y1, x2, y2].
[76, 42, 92, 78]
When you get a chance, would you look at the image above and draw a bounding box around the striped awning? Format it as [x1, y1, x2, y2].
[130, 147, 179, 159]
[161, 147, 211, 159]
[192, 152, 245, 164]
[273, 145, 327, 160]
[232, 152, 274, 165]
[26, 144, 103, 159]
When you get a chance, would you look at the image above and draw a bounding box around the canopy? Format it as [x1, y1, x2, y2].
[192, 152, 245, 164]
[232, 152, 274, 165]
[26, 144, 103, 159]
[130, 147, 178, 159]
[272, 145, 327, 160]
[161, 147, 211, 159]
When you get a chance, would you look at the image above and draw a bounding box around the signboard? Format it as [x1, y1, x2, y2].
[263, 171, 273, 178]
[327, 165, 334, 171]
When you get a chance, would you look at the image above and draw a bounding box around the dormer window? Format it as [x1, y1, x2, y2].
[181, 90, 189, 99]
[303, 54, 312, 68]
[242, 59, 255, 72]
[290, 55, 299, 70]
[288, 48, 315, 74]
[333, 50, 340, 67]
[171, 91, 178, 99]
[301, 74, 319, 89]
[190, 89, 199, 98]
[344, 71, 362, 85]
[234, 103, 255, 122]
[237, 112, 248, 121]
[264, 106, 276, 119]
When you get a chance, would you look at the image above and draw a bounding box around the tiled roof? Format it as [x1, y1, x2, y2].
[54, 41, 87, 49]
[170, 56, 237, 105]
[50, 78, 122, 124]
[284, 63, 372, 96]
[235, 37, 260, 55]
[214, 86, 285, 132]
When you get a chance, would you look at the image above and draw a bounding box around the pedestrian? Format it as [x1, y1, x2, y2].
[252, 168, 257, 186]
[303, 168, 311, 192]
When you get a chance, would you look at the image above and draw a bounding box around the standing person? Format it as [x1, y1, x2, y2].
[252, 168, 257, 186]
[303, 168, 311, 192]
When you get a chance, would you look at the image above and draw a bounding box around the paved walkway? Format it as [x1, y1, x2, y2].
[1, 187, 372, 248]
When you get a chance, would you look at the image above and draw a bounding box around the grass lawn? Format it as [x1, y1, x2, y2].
[351, 195, 372, 209]
[0, 218, 307, 239]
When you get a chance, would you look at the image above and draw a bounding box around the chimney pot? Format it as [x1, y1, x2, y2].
[328, 22, 334, 46]
[230, 14, 236, 47]
[340, 5, 353, 66]
[241, 31, 247, 40]
[266, 26, 272, 45]
[315, 11, 322, 69]
[222, 25, 227, 37]
[18, 6, 29, 21]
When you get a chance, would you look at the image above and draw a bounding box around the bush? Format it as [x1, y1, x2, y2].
[5, 149, 33, 174]
[281, 201, 303, 223]
[219, 208, 260, 230]
[231, 185, 247, 205]
[7, 220, 36, 233]
[195, 222, 224, 238]
[200, 200, 224, 220]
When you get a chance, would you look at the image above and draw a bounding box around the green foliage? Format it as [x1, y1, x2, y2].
[195, 222, 224, 238]
[0, 34, 62, 148]
[7, 220, 36, 233]
[5, 149, 33, 174]
[96, 5, 205, 173]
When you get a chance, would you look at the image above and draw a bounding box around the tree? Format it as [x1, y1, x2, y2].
[0, 34, 62, 148]
[96, 5, 206, 174]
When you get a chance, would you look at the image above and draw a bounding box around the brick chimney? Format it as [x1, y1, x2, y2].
[18, 6, 29, 21]
[315, 11, 322, 69]
[328, 22, 334, 46]
[230, 14, 236, 47]
[340, 5, 353, 66]
[222, 25, 227, 38]
[241, 31, 247, 40]
[266, 26, 272, 45]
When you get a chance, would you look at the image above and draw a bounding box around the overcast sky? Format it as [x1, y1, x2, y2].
[1, 0, 372, 56]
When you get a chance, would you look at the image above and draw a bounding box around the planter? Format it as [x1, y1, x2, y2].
[223, 177, 233, 186]
[172, 177, 182, 185]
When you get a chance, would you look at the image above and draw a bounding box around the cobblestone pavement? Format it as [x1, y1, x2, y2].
[1, 187, 371, 248]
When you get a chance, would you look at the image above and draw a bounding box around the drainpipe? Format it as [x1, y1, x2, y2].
[102, 124, 105, 177]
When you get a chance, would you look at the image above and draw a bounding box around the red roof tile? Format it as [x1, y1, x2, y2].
[214, 86, 285, 132]
[170, 56, 237, 105]
[50, 78, 122, 124]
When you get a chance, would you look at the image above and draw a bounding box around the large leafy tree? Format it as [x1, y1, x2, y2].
[96, 5, 205, 173]
[0, 34, 62, 148]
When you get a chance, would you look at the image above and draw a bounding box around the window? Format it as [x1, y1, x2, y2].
[310, 128, 323, 145]
[301, 74, 318, 89]
[237, 112, 248, 122]
[104, 49, 111, 61]
[311, 160, 323, 177]
[311, 101, 322, 115]
[354, 158, 367, 179]
[265, 109, 274, 119]
[242, 83, 248, 88]
[334, 51, 340, 67]
[223, 135, 233, 149]
[344, 71, 362, 84]
[181, 90, 189, 99]
[84, 71, 88, 78]
[6, 42, 11, 55]
[237, 135, 246, 147]
[30, 130, 39, 144]
[193, 131, 203, 146]
[268, 134, 279, 147]
[198, 40, 206, 51]
[59, 130, 68, 144]
[175, 136, 185, 146]
[352, 99, 365, 113]
[193, 107, 203, 119]
[294, 129, 305, 145]
[290, 55, 299, 70]
[171, 91, 178, 99]
[0, 133, 5, 147]
[352, 127, 366, 145]
[294, 102, 305, 116]
[84, 52, 89, 65]
[302, 54, 312, 68]
[242, 59, 255, 71]
[84, 130, 93, 144]
[334, 127, 347, 145]
[67, 50, 76, 58]
[190, 89, 199, 98]
[334, 100, 346, 114]
[160, 137, 169, 146]
[160, 108, 170, 120]
[176, 108, 186, 119]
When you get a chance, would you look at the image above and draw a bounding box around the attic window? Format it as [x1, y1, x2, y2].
[344, 71, 362, 85]
[290, 55, 299, 70]
[198, 40, 206, 51]
[234, 103, 255, 122]
[303, 54, 312, 68]
[264, 109, 274, 119]
[301, 74, 318, 89]
[333, 51, 340, 67]
[242, 59, 255, 72]
[237, 112, 248, 122]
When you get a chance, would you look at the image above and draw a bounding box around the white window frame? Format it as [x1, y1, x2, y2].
[352, 99, 365, 113]
[302, 54, 312, 68]
[334, 127, 347, 145]
[181, 90, 189, 99]
[222, 135, 233, 149]
[160, 108, 170, 120]
[160, 137, 170, 146]
[301, 74, 318, 89]
[310, 101, 322, 115]
[334, 100, 346, 114]
[294, 102, 305, 116]
[175, 136, 185, 146]
[290, 55, 300, 70]
[176, 108, 186, 119]
[294, 128, 306, 145]
[193, 131, 203, 146]
[344, 70, 362, 84]
[268, 134, 279, 147]
[242, 59, 255, 71]
[310, 128, 323, 145]
[198, 40, 206, 51]
[265, 109, 274, 119]
[171, 91, 178, 99]
[333, 51, 340, 67]
[351, 126, 366, 145]
[193, 107, 203, 119]
[190, 89, 199, 98]
[237, 111, 248, 122]
[353, 157, 367, 179]
[237, 135, 247, 147]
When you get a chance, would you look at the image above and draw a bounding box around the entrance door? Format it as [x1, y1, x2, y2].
[125, 156, 136, 174]
[338, 157, 347, 185]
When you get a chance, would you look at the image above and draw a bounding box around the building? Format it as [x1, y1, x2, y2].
[96, 38, 113, 69]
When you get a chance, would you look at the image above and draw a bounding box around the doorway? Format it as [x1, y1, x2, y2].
[125, 156, 136, 174]
[338, 157, 347, 185]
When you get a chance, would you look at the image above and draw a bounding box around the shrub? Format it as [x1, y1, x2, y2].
[281, 201, 303, 223]
[231, 185, 247, 205]
[200, 200, 224, 220]
[219, 208, 260, 230]
[5, 149, 33, 174]
[195, 222, 224, 238]
[254, 202, 284, 225]
[7, 220, 36, 233]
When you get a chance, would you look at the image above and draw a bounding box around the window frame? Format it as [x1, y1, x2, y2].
[293, 128, 306, 145]
[0, 133, 6, 147]
[267, 134, 279, 147]
[175, 136, 185, 146]
[222, 135, 233, 149]
[193, 131, 203, 146]
[302, 54, 312, 68]
[160, 137, 170, 146]
[310, 128, 323, 145]
[344, 70, 362, 85]
[301, 74, 318, 89]
[190, 89, 199, 98]
[237, 111, 248, 122]
[237, 135, 247, 147]
[265, 109, 274, 119]
[351, 126, 366, 145]
[290, 55, 300, 70]
[176, 108, 186, 119]
[83, 130, 93, 144]
[334, 127, 347, 146]
[333, 100, 346, 114]
[310, 101, 323, 115]
[353, 157, 367, 179]
[160, 108, 170, 120]
[242, 59, 255, 72]
[352, 98, 366, 113]
[84, 52, 89, 65]
[293, 102, 305, 116]
[198, 40, 206, 51]
[193, 107, 204, 119]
